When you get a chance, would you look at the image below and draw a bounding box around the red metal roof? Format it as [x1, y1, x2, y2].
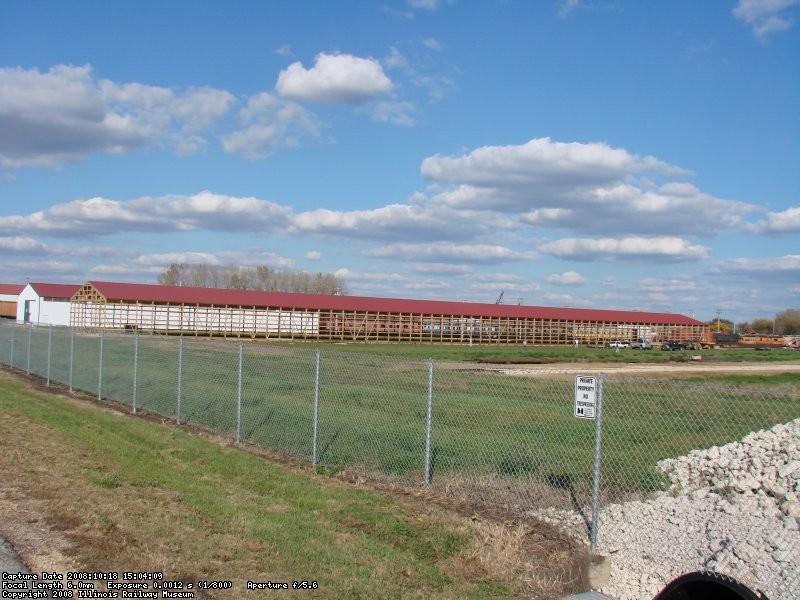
[29, 283, 82, 299]
[0, 284, 25, 295]
[82, 281, 704, 326]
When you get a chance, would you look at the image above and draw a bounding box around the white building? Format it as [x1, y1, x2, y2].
[16, 283, 81, 326]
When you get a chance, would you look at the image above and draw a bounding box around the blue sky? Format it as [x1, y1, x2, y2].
[1, 0, 798, 324]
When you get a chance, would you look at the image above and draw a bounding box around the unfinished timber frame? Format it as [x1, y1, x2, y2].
[72, 284, 317, 338]
[70, 282, 710, 346]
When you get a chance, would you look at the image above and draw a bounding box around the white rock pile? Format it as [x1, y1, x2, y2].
[533, 418, 800, 600]
[659, 419, 800, 518]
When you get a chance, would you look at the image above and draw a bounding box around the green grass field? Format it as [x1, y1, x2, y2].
[4, 325, 800, 507]
[3, 369, 589, 598]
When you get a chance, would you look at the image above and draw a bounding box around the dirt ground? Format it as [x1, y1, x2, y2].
[490, 358, 800, 378]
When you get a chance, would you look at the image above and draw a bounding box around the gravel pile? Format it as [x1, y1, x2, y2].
[531, 418, 800, 600]
[659, 418, 800, 520]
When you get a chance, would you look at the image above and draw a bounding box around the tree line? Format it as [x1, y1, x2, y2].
[709, 309, 800, 336]
[156, 264, 347, 296]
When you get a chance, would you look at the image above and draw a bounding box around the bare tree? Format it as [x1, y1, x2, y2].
[156, 263, 347, 295]
[157, 263, 189, 286]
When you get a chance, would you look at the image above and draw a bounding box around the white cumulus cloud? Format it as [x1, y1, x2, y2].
[0, 64, 235, 169]
[419, 137, 755, 237]
[0, 192, 292, 237]
[0, 236, 49, 253]
[365, 241, 537, 264]
[421, 137, 688, 191]
[333, 268, 406, 283]
[713, 254, 800, 275]
[547, 271, 587, 285]
[291, 203, 514, 242]
[276, 52, 393, 104]
[539, 236, 709, 262]
[745, 205, 800, 234]
[222, 93, 321, 159]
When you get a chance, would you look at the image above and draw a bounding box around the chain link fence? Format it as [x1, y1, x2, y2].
[1, 321, 798, 598]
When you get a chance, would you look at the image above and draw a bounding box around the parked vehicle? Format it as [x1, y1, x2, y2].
[661, 341, 688, 351]
[606, 340, 630, 349]
[631, 340, 653, 350]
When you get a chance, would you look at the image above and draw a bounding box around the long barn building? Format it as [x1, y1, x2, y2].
[70, 281, 710, 346]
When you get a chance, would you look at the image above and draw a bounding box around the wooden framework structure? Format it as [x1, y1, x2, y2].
[71, 281, 711, 346]
[0, 284, 24, 319]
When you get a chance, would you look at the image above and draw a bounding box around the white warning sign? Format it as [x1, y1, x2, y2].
[575, 375, 597, 419]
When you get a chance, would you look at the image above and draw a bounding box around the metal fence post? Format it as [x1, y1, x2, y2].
[424, 358, 434, 485]
[132, 331, 139, 414]
[26, 324, 32, 374]
[590, 372, 604, 554]
[236, 343, 243, 444]
[176, 336, 183, 424]
[9, 324, 14, 368]
[98, 331, 104, 400]
[312, 349, 320, 465]
[46, 326, 52, 386]
[68, 327, 74, 392]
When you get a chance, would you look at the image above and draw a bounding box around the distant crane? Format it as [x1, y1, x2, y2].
[495, 291, 504, 304]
